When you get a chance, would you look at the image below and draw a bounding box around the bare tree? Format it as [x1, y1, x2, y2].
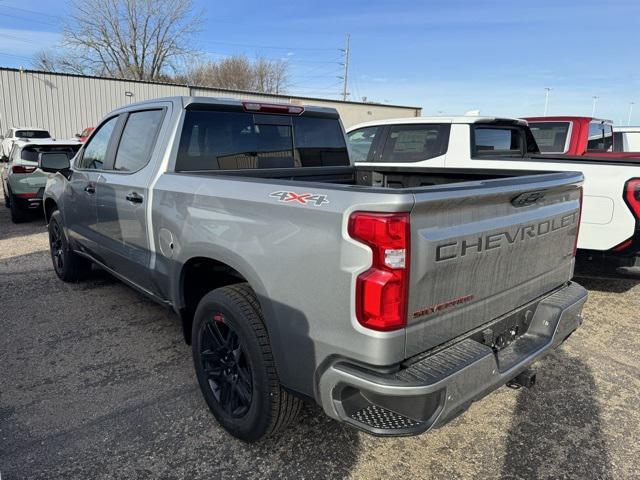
[181, 55, 290, 94]
[34, 0, 201, 80]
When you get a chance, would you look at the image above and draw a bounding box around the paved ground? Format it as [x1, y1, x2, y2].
[1, 206, 639, 480]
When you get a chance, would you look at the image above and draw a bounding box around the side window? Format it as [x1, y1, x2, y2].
[114, 110, 164, 172]
[347, 126, 379, 162]
[380, 124, 449, 163]
[79, 116, 118, 170]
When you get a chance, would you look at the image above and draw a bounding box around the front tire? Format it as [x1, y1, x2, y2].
[48, 210, 92, 281]
[192, 283, 302, 442]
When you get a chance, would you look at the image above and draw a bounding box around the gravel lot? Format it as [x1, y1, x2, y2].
[1, 206, 639, 480]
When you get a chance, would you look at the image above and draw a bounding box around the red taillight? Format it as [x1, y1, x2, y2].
[242, 101, 304, 115]
[624, 178, 640, 220]
[611, 178, 640, 254]
[14, 192, 38, 198]
[348, 212, 410, 331]
[573, 187, 583, 257]
[12, 165, 37, 174]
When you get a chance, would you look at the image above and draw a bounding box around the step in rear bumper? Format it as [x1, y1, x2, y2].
[317, 281, 588, 436]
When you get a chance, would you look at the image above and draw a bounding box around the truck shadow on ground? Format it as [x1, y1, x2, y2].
[1, 249, 361, 479]
[500, 349, 611, 480]
[574, 275, 640, 293]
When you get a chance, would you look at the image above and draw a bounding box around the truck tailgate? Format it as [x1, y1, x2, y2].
[406, 172, 583, 357]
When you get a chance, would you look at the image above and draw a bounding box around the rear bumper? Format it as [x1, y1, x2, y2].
[11, 188, 44, 210]
[317, 281, 587, 436]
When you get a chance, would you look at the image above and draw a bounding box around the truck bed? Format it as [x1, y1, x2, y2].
[183, 164, 573, 190]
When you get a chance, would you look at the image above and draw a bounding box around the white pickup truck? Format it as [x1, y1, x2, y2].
[347, 116, 640, 272]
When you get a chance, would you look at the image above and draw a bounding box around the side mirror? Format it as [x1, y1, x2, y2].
[74, 133, 81, 138]
[39, 152, 70, 173]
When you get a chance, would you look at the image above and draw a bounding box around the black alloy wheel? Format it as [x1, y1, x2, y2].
[199, 313, 253, 418]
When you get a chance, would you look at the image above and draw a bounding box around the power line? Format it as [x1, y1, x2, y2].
[198, 39, 337, 52]
[0, 1, 62, 19]
[0, 9, 59, 27]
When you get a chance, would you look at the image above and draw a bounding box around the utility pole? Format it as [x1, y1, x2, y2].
[340, 34, 351, 101]
[628, 102, 635, 125]
[543, 87, 552, 116]
[591, 96, 599, 117]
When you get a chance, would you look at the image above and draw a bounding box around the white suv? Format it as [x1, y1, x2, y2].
[1, 127, 52, 159]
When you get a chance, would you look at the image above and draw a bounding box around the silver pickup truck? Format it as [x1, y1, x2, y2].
[42, 97, 587, 442]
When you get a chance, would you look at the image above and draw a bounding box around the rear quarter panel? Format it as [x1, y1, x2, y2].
[151, 173, 414, 397]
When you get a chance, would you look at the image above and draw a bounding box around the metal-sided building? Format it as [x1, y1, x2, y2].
[0, 67, 421, 139]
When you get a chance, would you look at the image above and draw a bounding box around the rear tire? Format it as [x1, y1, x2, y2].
[48, 210, 92, 281]
[192, 283, 302, 442]
[9, 194, 27, 223]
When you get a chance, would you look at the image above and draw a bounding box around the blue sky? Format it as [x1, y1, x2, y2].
[1, 0, 640, 122]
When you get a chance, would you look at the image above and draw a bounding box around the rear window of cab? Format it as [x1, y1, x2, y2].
[176, 110, 349, 171]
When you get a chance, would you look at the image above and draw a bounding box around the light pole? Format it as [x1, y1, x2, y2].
[628, 102, 635, 125]
[591, 96, 599, 117]
[543, 87, 552, 116]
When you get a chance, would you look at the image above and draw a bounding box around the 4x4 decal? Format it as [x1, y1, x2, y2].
[269, 191, 329, 206]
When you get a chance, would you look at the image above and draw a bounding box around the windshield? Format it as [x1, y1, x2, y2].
[20, 145, 80, 162]
[176, 110, 349, 171]
[15, 130, 51, 139]
[528, 122, 571, 153]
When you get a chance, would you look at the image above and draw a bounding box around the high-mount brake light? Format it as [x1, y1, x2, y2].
[12, 165, 36, 174]
[348, 212, 410, 331]
[242, 101, 304, 115]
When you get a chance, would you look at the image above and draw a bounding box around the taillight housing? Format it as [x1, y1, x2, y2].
[12, 165, 36, 174]
[612, 178, 640, 254]
[348, 212, 410, 331]
[624, 178, 640, 220]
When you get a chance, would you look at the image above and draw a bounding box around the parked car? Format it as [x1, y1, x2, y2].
[613, 126, 640, 152]
[1, 139, 80, 223]
[1, 127, 52, 160]
[525, 116, 640, 158]
[347, 116, 640, 271]
[75, 126, 95, 143]
[43, 97, 586, 442]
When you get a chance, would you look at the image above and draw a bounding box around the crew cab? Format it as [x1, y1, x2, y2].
[1, 127, 52, 160]
[1, 139, 80, 223]
[347, 116, 640, 272]
[525, 116, 640, 159]
[43, 97, 586, 442]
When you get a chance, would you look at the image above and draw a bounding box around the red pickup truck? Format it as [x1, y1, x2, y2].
[525, 116, 640, 159]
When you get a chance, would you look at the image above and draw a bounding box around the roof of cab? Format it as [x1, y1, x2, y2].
[13, 138, 80, 148]
[12, 127, 50, 132]
[110, 95, 339, 116]
[347, 115, 527, 131]
[524, 116, 614, 124]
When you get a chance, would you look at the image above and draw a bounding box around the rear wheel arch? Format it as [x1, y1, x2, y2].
[178, 256, 270, 344]
[44, 198, 58, 223]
